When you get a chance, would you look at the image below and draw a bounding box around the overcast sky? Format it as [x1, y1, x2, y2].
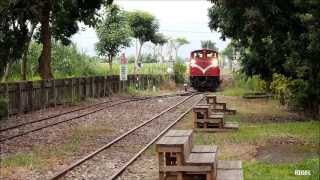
[71, 0, 230, 59]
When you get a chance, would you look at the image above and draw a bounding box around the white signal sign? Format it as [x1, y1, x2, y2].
[120, 53, 128, 81]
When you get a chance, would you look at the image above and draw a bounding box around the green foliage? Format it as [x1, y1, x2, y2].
[222, 72, 267, 96]
[151, 33, 167, 45]
[0, 97, 8, 119]
[173, 61, 187, 84]
[271, 73, 318, 113]
[102, 62, 169, 76]
[127, 10, 159, 66]
[127, 11, 159, 44]
[208, 0, 320, 115]
[1, 0, 111, 79]
[6, 41, 105, 81]
[201, 40, 218, 51]
[141, 53, 157, 63]
[271, 74, 293, 105]
[95, 5, 131, 68]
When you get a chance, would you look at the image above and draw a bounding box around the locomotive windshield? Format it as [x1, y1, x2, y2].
[191, 50, 217, 60]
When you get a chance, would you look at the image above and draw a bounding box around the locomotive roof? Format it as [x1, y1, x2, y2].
[191, 49, 218, 53]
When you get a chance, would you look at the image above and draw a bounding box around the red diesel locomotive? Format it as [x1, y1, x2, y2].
[189, 49, 220, 91]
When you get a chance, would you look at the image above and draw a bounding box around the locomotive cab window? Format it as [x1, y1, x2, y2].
[207, 51, 217, 58]
[193, 52, 204, 59]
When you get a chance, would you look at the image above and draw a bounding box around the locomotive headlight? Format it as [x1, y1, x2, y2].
[211, 59, 219, 67]
[190, 59, 196, 64]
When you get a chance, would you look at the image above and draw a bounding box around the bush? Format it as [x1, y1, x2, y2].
[270, 73, 292, 105]
[0, 97, 8, 119]
[173, 61, 186, 84]
[271, 73, 320, 116]
[233, 72, 267, 92]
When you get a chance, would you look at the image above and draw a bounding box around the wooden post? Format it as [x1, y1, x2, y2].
[176, 153, 183, 180]
[91, 77, 94, 98]
[27, 81, 33, 111]
[103, 76, 106, 97]
[41, 80, 46, 109]
[71, 78, 74, 103]
[83, 78, 87, 100]
[158, 152, 165, 180]
[52, 80, 57, 107]
[5, 83, 10, 117]
[77, 78, 81, 101]
[17, 83, 22, 114]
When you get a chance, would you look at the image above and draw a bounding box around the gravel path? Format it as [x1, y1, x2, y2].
[0, 94, 186, 180]
[59, 94, 202, 180]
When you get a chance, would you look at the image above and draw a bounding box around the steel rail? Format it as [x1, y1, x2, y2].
[109, 94, 203, 180]
[0, 92, 192, 143]
[50, 93, 198, 180]
[0, 91, 192, 132]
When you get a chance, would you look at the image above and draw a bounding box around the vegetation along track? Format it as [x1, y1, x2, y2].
[50, 93, 203, 180]
[0, 92, 194, 143]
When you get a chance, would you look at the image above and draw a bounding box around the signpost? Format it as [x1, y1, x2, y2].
[120, 53, 128, 92]
[120, 53, 128, 81]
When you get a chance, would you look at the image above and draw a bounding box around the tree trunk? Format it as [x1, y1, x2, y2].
[160, 45, 163, 63]
[108, 55, 113, 70]
[1, 62, 10, 82]
[175, 47, 179, 60]
[134, 41, 143, 73]
[38, 0, 53, 80]
[21, 25, 35, 81]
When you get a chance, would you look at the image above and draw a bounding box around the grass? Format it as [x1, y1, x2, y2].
[0, 122, 114, 176]
[244, 159, 319, 180]
[98, 63, 169, 76]
[173, 94, 320, 180]
[192, 121, 320, 145]
[1, 152, 42, 169]
[219, 86, 248, 96]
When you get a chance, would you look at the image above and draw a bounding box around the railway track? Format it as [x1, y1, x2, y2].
[0, 92, 194, 143]
[50, 93, 203, 180]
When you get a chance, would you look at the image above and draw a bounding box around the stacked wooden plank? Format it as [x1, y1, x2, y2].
[156, 130, 243, 180]
[193, 95, 239, 132]
[205, 95, 237, 115]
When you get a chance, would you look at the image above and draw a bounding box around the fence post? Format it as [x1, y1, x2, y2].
[52, 80, 56, 107]
[41, 80, 46, 109]
[77, 78, 81, 101]
[90, 77, 94, 98]
[103, 76, 106, 97]
[71, 78, 74, 103]
[27, 81, 33, 111]
[17, 83, 22, 114]
[83, 78, 87, 100]
[5, 83, 10, 117]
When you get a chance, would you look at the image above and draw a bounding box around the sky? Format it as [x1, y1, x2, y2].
[71, 0, 230, 59]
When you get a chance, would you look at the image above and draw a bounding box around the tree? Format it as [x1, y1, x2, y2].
[127, 11, 159, 70]
[95, 5, 131, 70]
[208, 0, 320, 116]
[0, 0, 36, 81]
[1, 0, 112, 80]
[201, 40, 218, 51]
[150, 33, 168, 63]
[172, 37, 189, 59]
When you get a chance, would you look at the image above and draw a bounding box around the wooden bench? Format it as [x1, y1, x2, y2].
[156, 130, 218, 180]
[205, 95, 237, 115]
[217, 160, 243, 180]
[193, 106, 224, 129]
[193, 105, 239, 132]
